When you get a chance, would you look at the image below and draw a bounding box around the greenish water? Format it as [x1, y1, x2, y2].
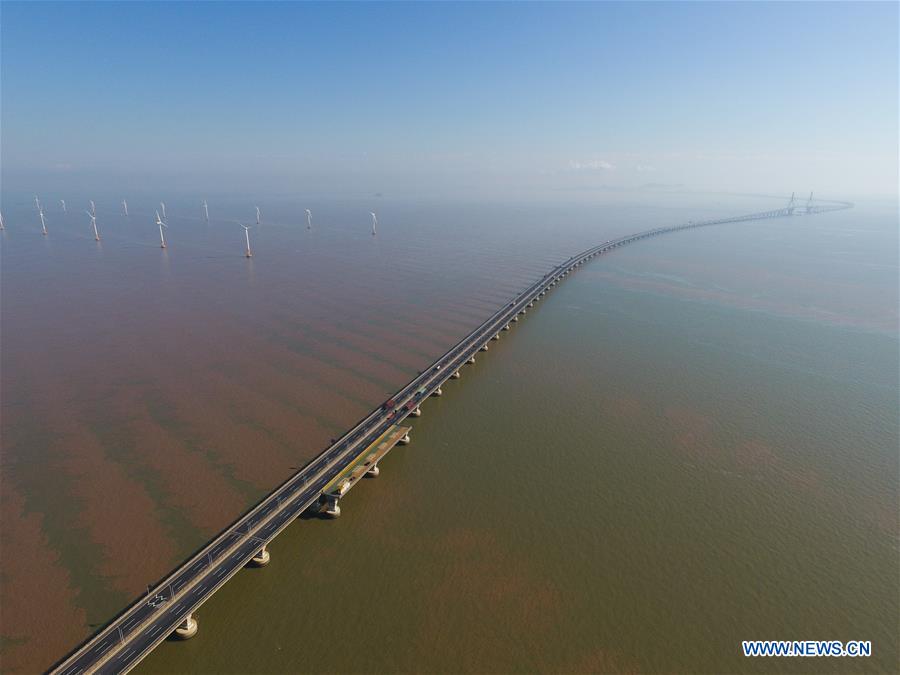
[138, 207, 898, 674]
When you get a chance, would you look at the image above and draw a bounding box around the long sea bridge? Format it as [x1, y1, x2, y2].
[51, 195, 852, 674]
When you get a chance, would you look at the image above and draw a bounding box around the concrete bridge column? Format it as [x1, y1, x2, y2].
[503, 324, 510, 331]
[174, 613, 198, 640]
[398, 432, 412, 445]
[491, 333, 499, 341]
[451, 370, 461, 379]
[250, 544, 270, 567]
[366, 462, 380, 477]
[466, 355, 476, 363]
[480, 343, 489, 351]
[324, 495, 341, 518]
[512, 316, 519, 322]
[431, 387, 443, 396]
[409, 406, 422, 417]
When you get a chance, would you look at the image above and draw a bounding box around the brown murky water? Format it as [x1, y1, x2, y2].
[1, 194, 896, 673]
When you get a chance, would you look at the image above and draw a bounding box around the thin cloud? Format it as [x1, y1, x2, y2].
[568, 159, 615, 171]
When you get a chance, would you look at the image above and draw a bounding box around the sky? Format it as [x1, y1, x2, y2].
[1, 1, 897, 200]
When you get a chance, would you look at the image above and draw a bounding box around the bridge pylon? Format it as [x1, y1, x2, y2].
[250, 545, 270, 567]
[174, 613, 198, 640]
[323, 496, 341, 518]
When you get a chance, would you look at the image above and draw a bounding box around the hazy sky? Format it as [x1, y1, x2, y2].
[2, 1, 897, 199]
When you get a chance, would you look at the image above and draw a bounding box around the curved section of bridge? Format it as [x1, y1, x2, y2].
[51, 197, 852, 674]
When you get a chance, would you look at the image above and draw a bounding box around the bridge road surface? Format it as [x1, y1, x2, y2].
[51, 200, 852, 675]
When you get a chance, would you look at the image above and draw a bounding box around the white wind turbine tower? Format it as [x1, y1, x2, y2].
[160, 202, 167, 221]
[123, 199, 129, 216]
[60, 199, 67, 213]
[86, 210, 100, 241]
[255, 206, 261, 225]
[34, 196, 40, 210]
[156, 210, 168, 248]
[203, 200, 209, 223]
[90, 200, 96, 217]
[0, 212, 5, 230]
[39, 205, 48, 235]
[306, 209, 312, 230]
[370, 211, 378, 236]
[241, 223, 253, 258]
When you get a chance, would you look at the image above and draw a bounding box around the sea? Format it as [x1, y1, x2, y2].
[0, 192, 896, 673]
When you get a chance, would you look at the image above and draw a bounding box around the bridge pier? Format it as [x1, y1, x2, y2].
[512, 316, 518, 322]
[431, 387, 443, 396]
[480, 343, 489, 351]
[466, 355, 476, 363]
[503, 324, 510, 331]
[250, 544, 270, 567]
[366, 462, 380, 477]
[451, 370, 461, 379]
[409, 406, 422, 417]
[491, 333, 499, 341]
[174, 613, 198, 640]
[323, 495, 341, 518]
[398, 432, 412, 445]
[527, 301, 534, 307]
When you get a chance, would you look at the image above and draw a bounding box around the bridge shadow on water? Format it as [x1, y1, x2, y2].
[297, 502, 328, 521]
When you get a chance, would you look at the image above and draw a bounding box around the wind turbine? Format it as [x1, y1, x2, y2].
[0, 212, 5, 230]
[806, 192, 813, 214]
[255, 206, 261, 225]
[370, 211, 377, 236]
[241, 223, 253, 258]
[34, 196, 40, 210]
[203, 199, 209, 223]
[123, 199, 129, 216]
[39, 206, 48, 235]
[90, 200, 96, 217]
[156, 210, 168, 248]
[60, 199, 67, 213]
[160, 202, 167, 221]
[86, 210, 100, 241]
[306, 209, 312, 230]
